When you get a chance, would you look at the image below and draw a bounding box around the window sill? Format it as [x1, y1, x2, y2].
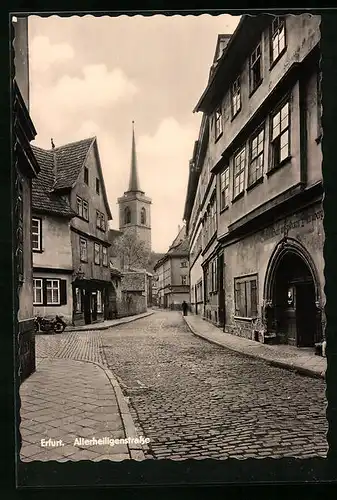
[80, 259, 88, 263]
[94, 262, 100, 266]
[220, 205, 229, 214]
[266, 156, 292, 177]
[249, 79, 263, 98]
[77, 215, 89, 223]
[232, 191, 245, 203]
[269, 47, 287, 71]
[33, 249, 43, 254]
[315, 134, 322, 145]
[234, 316, 253, 322]
[246, 176, 264, 192]
[214, 131, 223, 144]
[231, 108, 241, 122]
[46, 303, 61, 307]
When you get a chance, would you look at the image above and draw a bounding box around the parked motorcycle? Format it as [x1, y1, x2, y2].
[34, 315, 67, 334]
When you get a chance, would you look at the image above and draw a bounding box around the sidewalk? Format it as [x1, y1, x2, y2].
[20, 327, 147, 461]
[184, 314, 326, 379]
[65, 310, 154, 332]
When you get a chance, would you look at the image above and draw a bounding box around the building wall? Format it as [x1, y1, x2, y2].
[13, 17, 29, 109]
[117, 292, 146, 317]
[171, 256, 189, 286]
[211, 14, 321, 164]
[70, 144, 111, 282]
[223, 202, 324, 340]
[33, 215, 73, 270]
[18, 177, 33, 321]
[33, 272, 73, 324]
[190, 253, 203, 313]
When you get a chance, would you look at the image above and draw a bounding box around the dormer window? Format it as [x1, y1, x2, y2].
[215, 107, 223, 140]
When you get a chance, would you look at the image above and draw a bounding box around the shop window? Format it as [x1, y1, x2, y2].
[97, 290, 102, 313]
[234, 275, 258, 318]
[75, 288, 82, 313]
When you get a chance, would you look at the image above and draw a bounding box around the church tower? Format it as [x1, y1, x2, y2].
[118, 122, 152, 250]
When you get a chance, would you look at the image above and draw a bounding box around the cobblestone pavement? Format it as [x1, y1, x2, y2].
[101, 310, 328, 460]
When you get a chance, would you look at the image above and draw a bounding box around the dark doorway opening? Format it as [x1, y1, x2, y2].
[272, 251, 316, 347]
[83, 292, 91, 325]
[91, 292, 98, 322]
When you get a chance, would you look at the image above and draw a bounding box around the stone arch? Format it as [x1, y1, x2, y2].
[140, 207, 146, 225]
[263, 237, 321, 306]
[124, 206, 131, 225]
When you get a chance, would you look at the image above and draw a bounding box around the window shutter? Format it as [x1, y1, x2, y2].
[60, 279, 67, 305]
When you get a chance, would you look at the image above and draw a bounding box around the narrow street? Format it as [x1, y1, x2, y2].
[101, 310, 328, 460]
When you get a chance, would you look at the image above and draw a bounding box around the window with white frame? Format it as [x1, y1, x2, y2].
[46, 279, 60, 305]
[80, 238, 88, 262]
[102, 246, 108, 267]
[215, 107, 223, 140]
[270, 101, 290, 169]
[181, 275, 187, 285]
[271, 17, 286, 64]
[97, 290, 102, 313]
[94, 242, 100, 265]
[248, 127, 265, 186]
[33, 278, 43, 305]
[32, 218, 42, 251]
[233, 147, 246, 198]
[231, 76, 241, 117]
[250, 43, 262, 93]
[181, 260, 188, 268]
[220, 167, 230, 210]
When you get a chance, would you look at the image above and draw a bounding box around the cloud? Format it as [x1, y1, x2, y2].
[29, 35, 75, 72]
[30, 64, 139, 145]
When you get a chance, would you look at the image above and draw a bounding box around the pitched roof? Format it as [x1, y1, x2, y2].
[31, 136, 112, 220]
[52, 137, 95, 190]
[153, 226, 189, 270]
[31, 146, 76, 218]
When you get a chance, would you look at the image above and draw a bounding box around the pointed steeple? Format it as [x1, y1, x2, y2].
[128, 121, 142, 192]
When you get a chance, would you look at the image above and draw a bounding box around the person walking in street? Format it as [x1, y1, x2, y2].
[182, 300, 188, 316]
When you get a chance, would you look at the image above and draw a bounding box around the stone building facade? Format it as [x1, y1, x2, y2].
[184, 14, 324, 349]
[154, 226, 190, 310]
[32, 137, 114, 326]
[13, 16, 41, 383]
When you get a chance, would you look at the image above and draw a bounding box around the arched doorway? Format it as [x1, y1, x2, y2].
[264, 238, 321, 347]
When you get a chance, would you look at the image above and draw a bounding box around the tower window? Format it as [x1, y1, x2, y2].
[141, 207, 146, 225]
[125, 207, 131, 224]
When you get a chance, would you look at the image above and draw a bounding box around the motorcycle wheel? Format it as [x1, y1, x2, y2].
[54, 322, 66, 334]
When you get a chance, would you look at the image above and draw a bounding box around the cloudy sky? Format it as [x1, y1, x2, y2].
[28, 14, 240, 252]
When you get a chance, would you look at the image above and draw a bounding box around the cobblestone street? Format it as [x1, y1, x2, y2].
[101, 310, 328, 460]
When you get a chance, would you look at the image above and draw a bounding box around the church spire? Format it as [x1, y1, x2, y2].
[128, 121, 141, 192]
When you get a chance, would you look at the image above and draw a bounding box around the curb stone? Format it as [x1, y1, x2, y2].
[65, 311, 154, 332]
[183, 317, 325, 381]
[74, 359, 146, 460]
